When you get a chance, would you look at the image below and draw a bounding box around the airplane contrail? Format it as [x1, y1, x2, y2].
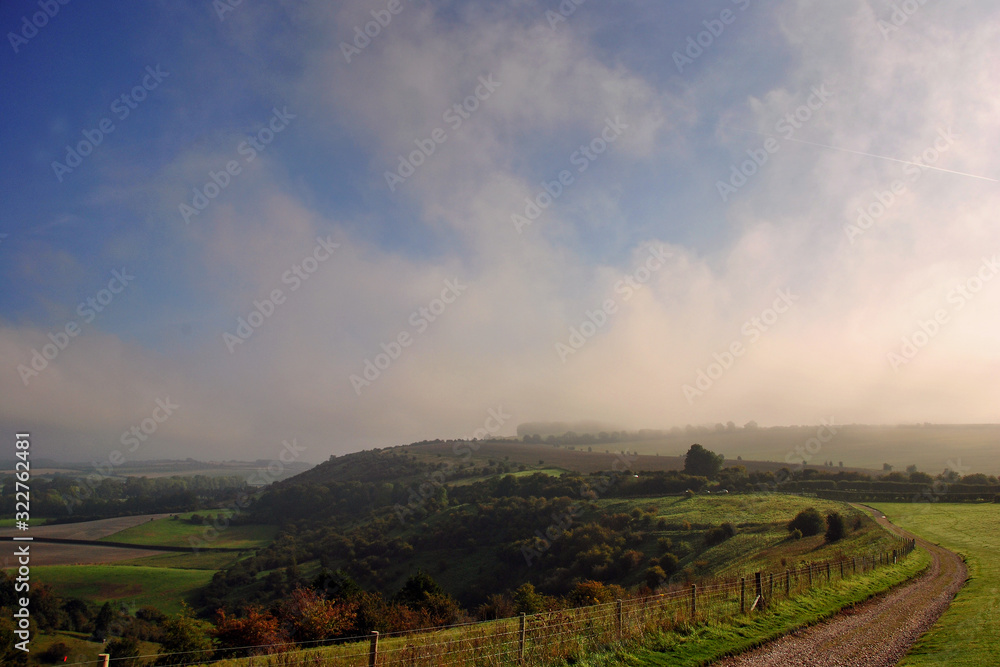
[722, 126, 999, 183]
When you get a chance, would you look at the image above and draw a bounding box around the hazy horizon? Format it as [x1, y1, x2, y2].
[2, 1, 998, 463]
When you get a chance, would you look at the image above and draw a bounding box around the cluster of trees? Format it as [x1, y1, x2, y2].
[787, 508, 849, 543]
[775, 470, 1000, 502]
[0, 474, 249, 521]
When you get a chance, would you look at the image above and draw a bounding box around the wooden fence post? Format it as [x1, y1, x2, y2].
[617, 599, 623, 637]
[369, 631, 379, 667]
[826, 562, 831, 582]
[519, 613, 526, 662]
[98, 655, 110, 667]
[755, 572, 763, 603]
[808, 564, 812, 588]
[785, 570, 790, 596]
[740, 577, 746, 613]
[690, 585, 697, 618]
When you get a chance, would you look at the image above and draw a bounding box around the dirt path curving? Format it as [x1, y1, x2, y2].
[711, 506, 967, 667]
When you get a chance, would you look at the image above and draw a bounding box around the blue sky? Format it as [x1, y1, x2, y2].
[2, 0, 999, 462]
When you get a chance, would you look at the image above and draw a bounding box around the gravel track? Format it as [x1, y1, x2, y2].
[711, 507, 967, 667]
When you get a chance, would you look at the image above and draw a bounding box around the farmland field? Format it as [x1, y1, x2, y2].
[31, 565, 215, 616]
[99, 512, 277, 549]
[873, 502, 999, 666]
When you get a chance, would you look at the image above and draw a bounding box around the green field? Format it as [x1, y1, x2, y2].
[873, 502, 999, 666]
[33, 565, 214, 616]
[116, 549, 243, 570]
[99, 513, 277, 549]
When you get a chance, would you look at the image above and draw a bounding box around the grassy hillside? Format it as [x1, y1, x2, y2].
[873, 502, 999, 666]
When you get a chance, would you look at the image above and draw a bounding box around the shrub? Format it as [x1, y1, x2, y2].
[104, 637, 142, 667]
[787, 508, 824, 536]
[703, 522, 737, 546]
[39, 642, 71, 663]
[825, 512, 847, 543]
[645, 565, 667, 589]
[659, 553, 680, 576]
[790, 528, 803, 540]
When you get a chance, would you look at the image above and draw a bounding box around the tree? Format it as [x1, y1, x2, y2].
[105, 637, 142, 667]
[213, 606, 287, 657]
[825, 512, 847, 543]
[155, 605, 214, 665]
[906, 464, 918, 475]
[659, 553, 680, 576]
[683, 444, 725, 478]
[92, 601, 117, 641]
[787, 508, 824, 537]
[883, 463, 893, 472]
[512, 583, 545, 615]
[394, 571, 446, 608]
[281, 587, 357, 641]
[394, 572, 461, 626]
[645, 566, 667, 589]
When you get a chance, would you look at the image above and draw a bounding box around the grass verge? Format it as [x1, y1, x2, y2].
[613, 545, 930, 666]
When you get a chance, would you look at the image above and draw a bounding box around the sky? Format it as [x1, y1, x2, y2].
[1, 0, 998, 463]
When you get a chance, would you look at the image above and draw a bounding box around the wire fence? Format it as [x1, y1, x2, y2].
[114, 536, 915, 667]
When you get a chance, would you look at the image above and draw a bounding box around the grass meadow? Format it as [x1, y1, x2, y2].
[873, 502, 999, 667]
